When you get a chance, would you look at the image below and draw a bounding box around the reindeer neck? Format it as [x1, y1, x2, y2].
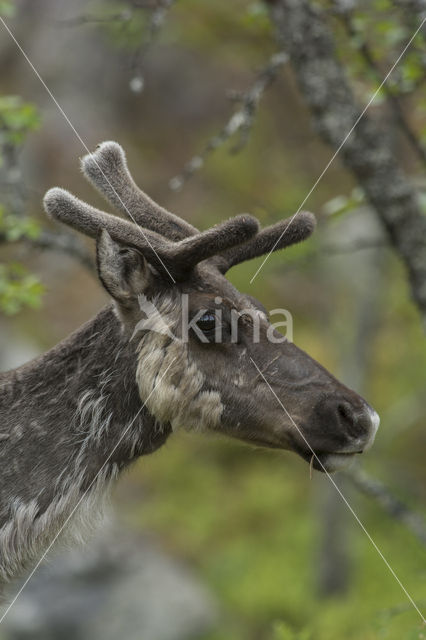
[0, 305, 171, 587]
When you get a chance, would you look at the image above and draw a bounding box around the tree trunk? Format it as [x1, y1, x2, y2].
[266, 0, 426, 328]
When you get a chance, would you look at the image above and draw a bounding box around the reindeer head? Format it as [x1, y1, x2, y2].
[44, 142, 379, 473]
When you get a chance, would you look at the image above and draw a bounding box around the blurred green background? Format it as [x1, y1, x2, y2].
[1, 1, 426, 638]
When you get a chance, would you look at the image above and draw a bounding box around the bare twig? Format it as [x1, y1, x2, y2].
[169, 51, 288, 191]
[60, 1, 176, 94]
[27, 231, 94, 272]
[57, 11, 134, 27]
[344, 465, 426, 548]
[0, 227, 95, 273]
[130, 0, 176, 89]
[57, 1, 160, 27]
[322, 237, 388, 255]
[59, 0, 176, 93]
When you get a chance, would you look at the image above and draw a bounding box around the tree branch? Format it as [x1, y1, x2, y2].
[322, 237, 388, 255]
[344, 464, 426, 547]
[0, 230, 95, 273]
[58, 1, 160, 27]
[266, 0, 426, 328]
[169, 51, 288, 191]
[60, 0, 176, 94]
[130, 0, 176, 86]
[58, 12, 133, 27]
[0, 142, 94, 274]
[29, 231, 94, 272]
[393, 0, 426, 19]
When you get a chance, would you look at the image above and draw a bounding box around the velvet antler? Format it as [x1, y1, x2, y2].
[44, 142, 316, 282]
[43, 187, 258, 282]
[80, 141, 316, 269]
[214, 212, 316, 273]
[81, 141, 197, 241]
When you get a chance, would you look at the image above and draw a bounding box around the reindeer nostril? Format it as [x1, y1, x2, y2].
[336, 399, 379, 445]
[337, 402, 354, 426]
[336, 400, 370, 440]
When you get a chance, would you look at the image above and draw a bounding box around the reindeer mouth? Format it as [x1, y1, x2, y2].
[239, 435, 361, 473]
[290, 441, 363, 473]
[312, 451, 360, 473]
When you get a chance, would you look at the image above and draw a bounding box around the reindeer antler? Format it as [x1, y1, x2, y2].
[44, 141, 316, 282]
[81, 141, 198, 241]
[43, 187, 258, 282]
[215, 212, 316, 273]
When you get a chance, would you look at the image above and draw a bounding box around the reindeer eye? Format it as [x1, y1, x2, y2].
[196, 312, 217, 334]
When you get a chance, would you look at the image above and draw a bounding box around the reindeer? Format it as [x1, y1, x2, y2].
[0, 142, 379, 594]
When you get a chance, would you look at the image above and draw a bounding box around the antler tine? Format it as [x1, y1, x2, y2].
[43, 188, 172, 276]
[172, 214, 259, 275]
[81, 141, 198, 241]
[215, 212, 316, 273]
[44, 188, 260, 281]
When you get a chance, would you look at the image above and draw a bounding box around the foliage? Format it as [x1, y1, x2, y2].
[0, 208, 44, 316]
[330, 0, 426, 110]
[0, 206, 40, 242]
[0, 95, 41, 316]
[0, 95, 40, 150]
[0, 263, 44, 315]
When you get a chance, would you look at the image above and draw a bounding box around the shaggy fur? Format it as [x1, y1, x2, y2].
[135, 295, 223, 431]
[0, 307, 171, 593]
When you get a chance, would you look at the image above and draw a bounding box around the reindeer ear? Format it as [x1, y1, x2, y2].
[96, 229, 150, 306]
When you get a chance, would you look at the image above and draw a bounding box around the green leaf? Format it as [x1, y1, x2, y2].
[0, 263, 44, 315]
[0, 207, 41, 242]
[322, 188, 364, 218]
[0, 95, 40, 146]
